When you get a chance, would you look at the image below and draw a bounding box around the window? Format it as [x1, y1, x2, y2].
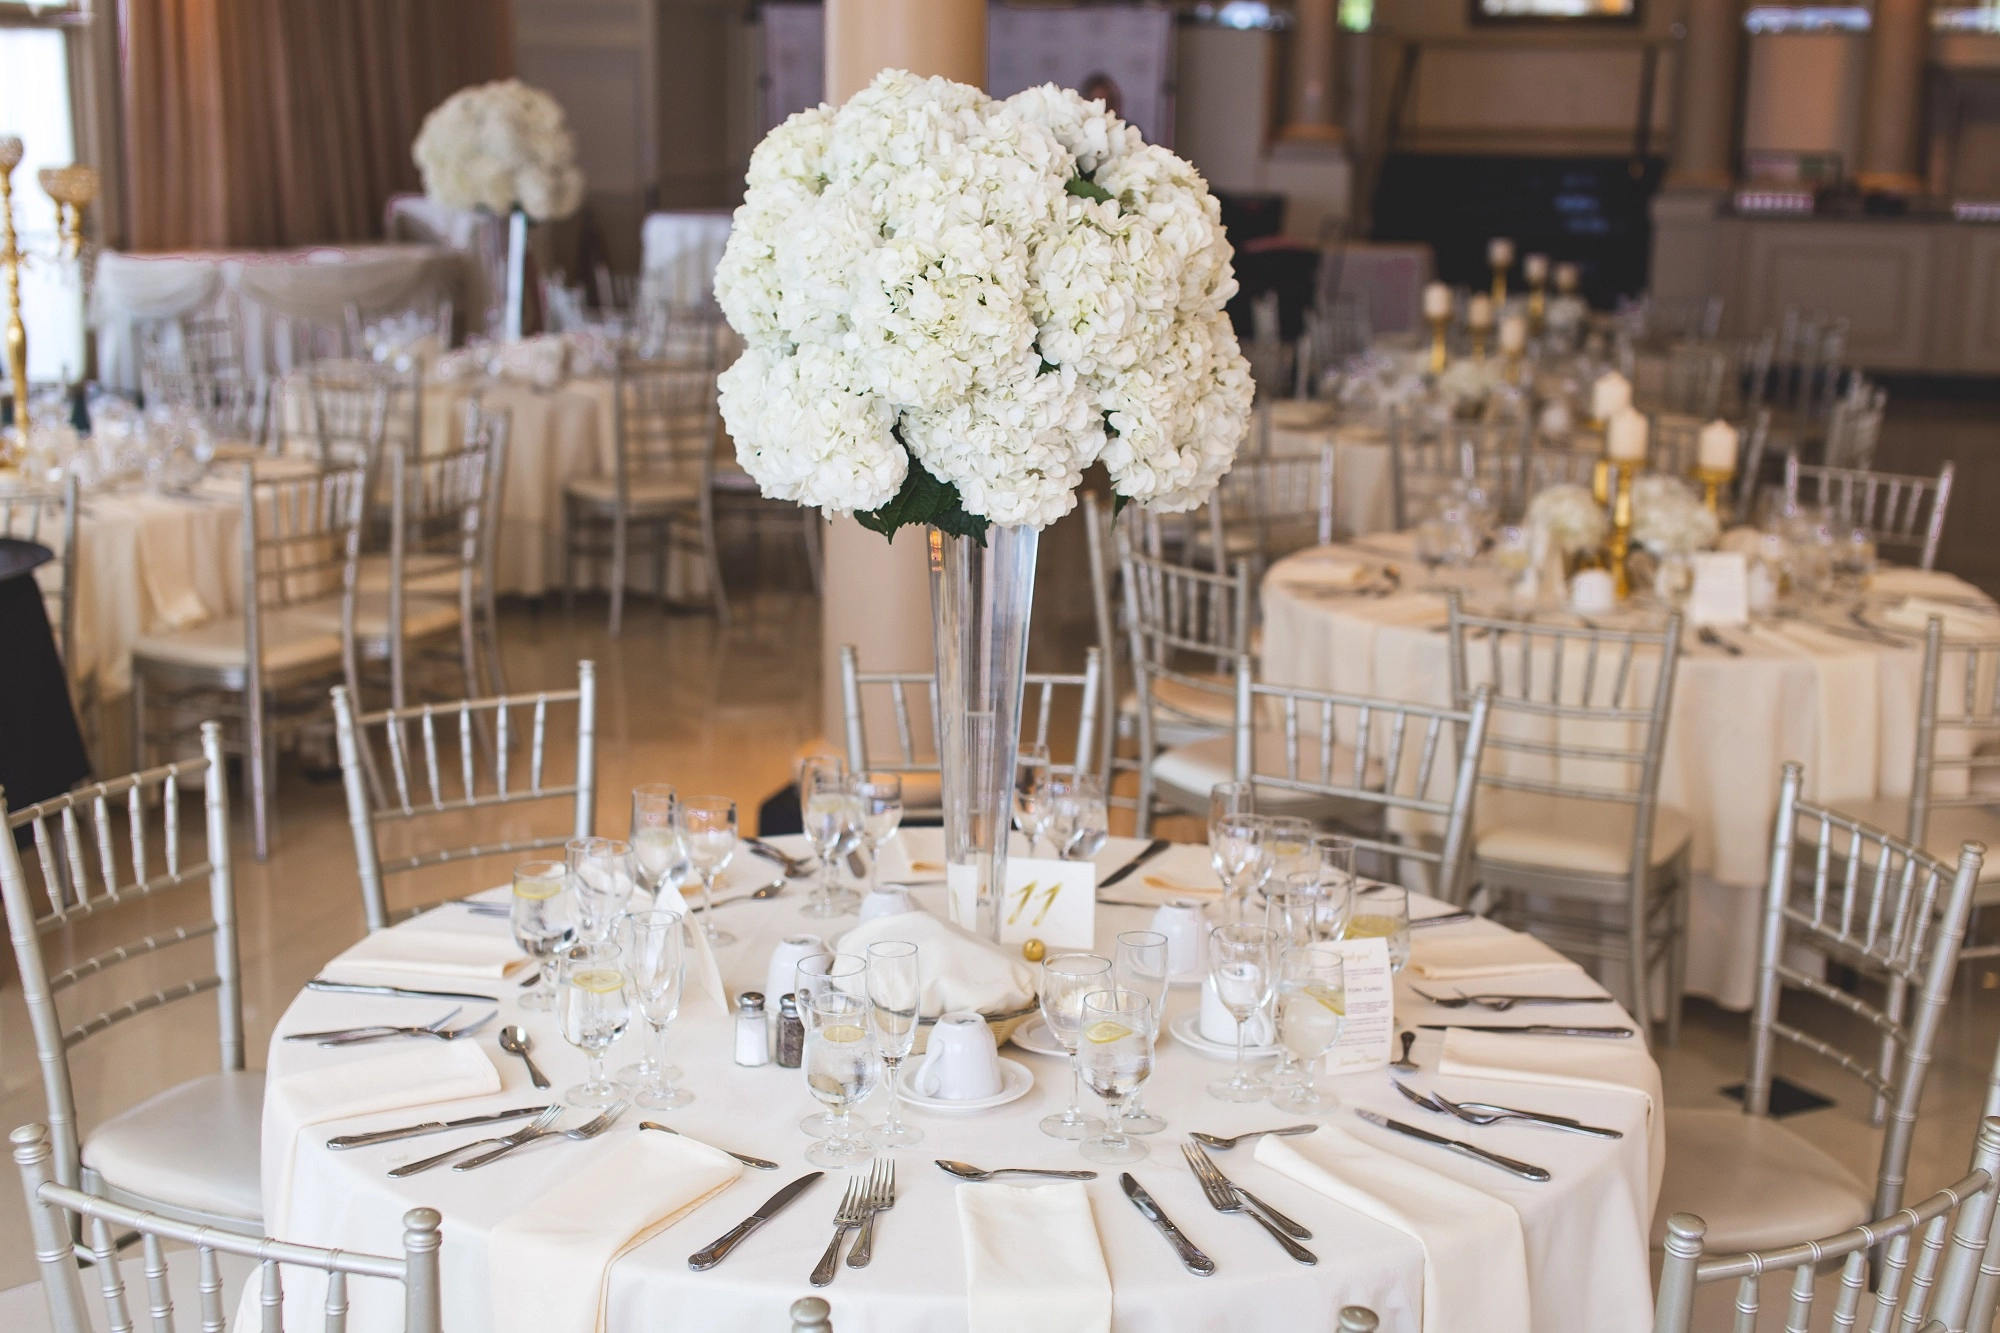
[0, 14, 86, 384]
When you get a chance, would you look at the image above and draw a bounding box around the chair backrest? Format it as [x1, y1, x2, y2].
[1391, 412, 1525, 529]
[1654, 1117, 2000, 1333]
[838, 646, 1104, 804]
[142, 314, 268, 444]
[1229, 655, 1493, 902]
[1661, 340, 1728, 420]
[305, 361, 393, 470]
[613, 356, 717, 495]
[0, 473, 79, 680]
[13, 1122, 442, 1333]
[1753, 762, 1983, 1222]
[243, 467, 367, 716]
[1521, 443, 1602, 499]
[332, 662, 599, 930]
[1647, 413, 1703, 479]
[1120, 533, 1253, 687]
[1445, 595, 1683, 880]
[0, 723, 238, 1196]
[1210, 445, 1336, 570]
[1785, 454, 1952, 571]
[1824, 380, 1886, 472]
[377, 438, 490, 703]
[1910, 617, 2000, 849]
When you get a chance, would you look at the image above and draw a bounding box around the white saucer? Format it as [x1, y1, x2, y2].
[1008, 1017, 1068, 1058]
[898, 1056, 1034, 1113]
[1169, 1011, 1280, 1060]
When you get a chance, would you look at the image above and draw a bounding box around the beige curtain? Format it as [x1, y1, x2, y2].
[121, 0, 514, 250]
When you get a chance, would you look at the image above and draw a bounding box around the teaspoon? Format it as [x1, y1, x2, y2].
[688, 881, 786, 912]
[499, 1025, 551, 1089]
[935, 1160, 1098, 1182]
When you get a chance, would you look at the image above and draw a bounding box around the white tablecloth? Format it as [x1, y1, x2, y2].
[259, 834, 1658, 1333]
[1259, 532, 1989, 1010]
[640, 212, 734, 310]
[1265, 405, 1395, 540]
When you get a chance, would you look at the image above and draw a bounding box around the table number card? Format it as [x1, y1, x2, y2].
[948, 858, 1098, 952]
[1688, 552, 1751, 628]
[1324, 936, 1394, 1074]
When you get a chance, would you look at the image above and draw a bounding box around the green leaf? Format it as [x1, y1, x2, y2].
[1112, 493, 1131, 519]
[854, 453, 989, 544]
[1065, 176, 1114, 204]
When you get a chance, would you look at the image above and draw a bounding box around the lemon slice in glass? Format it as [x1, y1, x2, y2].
[571, 968, 626, 994]
[513, 879, 563, 901]
[819, 1023, 868, 1044]
[1085, 1020, 1133, 1044]
[1303, 982, 1346, 1015]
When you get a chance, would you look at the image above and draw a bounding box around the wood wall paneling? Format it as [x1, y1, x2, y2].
[1740, 222, 1934, 369]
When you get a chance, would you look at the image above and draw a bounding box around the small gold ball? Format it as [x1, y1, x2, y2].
[1021, 938, 1046, 963]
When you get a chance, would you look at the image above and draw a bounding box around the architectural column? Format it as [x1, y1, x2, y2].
[1666, 0, 1745, 188]
[817, 0, 987, 741]
[1856, 0, 1928, 193]
[1279, 0, 1345, 146]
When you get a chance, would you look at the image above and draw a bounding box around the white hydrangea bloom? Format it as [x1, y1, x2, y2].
[413, 79, 585, 221]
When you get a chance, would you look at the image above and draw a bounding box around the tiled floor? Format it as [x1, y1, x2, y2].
[3, 386, 1997, 1313]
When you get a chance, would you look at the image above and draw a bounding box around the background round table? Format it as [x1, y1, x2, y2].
[0, 536, 89, 813]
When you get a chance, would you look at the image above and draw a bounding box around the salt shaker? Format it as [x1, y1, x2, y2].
[735, 992, 771, 1067]
[775, 993, 805, 1069]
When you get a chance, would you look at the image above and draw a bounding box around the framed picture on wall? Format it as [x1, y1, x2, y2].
[1470, 0, 1640, 24]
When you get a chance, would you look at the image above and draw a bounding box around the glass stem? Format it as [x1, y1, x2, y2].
[1233, 1015, 1249, 1087]
[1104, 1096, 1124, 1145]
[701, 870, 718, 918]
[651, 1022, 672, 1090]
[1068, 1052, 1086, 1122]
[866, 842, 878, 893]
[820, 859, 835, 910]
[882, 1055, 901, 1130]
[589, 1050, 607, 1088]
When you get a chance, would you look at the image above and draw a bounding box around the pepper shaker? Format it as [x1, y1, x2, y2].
[735, 992, 771, 1067]
[775, 992, 805, 1069]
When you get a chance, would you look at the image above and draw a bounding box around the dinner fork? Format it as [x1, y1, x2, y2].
[809, 1178, 870, 1287]
[285, 1007, 462, 1044]
[318, 1011, 497, 1047]
[449, 1102, 622, 1173]
[389, 1105, 563, 1177]
[1391, 1080, 1621, 1139]
[1180, 1142, 1316, 1265]
[845, 1159, 896, 1269]
[1408, 988, 1606, 1012]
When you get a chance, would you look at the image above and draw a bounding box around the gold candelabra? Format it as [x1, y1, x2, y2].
[0, 136, 25, 445]
[1693, 464, 1735, 518]
[1490, 263, 1507, 307]
[38, 163, 97, 260]
[1527, 272, 1547, 335]
[1605, 459, 1637, 600]
[1428, 310, 1449, 375]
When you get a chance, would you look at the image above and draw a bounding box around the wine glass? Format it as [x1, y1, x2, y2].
[1034, 766, 1081, 861]
[1112, 930, 1170, 1135]
[864, 940, 923, 1148]
[629, 784, 681, 895]
[796, 953, 870, 1136]
[618, 909, 692, 1110]
[1038, 953, 1111, 1140]
[1058, 773, 1109, 862]
[1209, 815, 1271, 925]
[1257, 815, 1317, 895]
[802, 990, 880, 1169]
[509, 860, 572, 1012]
[568, 837, 636, 945]
[1266, 877, 1324, 949]
[1310, 835, 1357, 940]
[678, 795, 738, 945]
[801, 767, 863, 919]
[1013, 743, 1052, 854]
[1347, 882, 1411, 973]
[1077, 989, 1155, 1165]
[855, 773, 904, 893]
[1272, 944, 1346, 1115]
[1207, 923, 1278, 1102]
[558, 943, 632, 1108]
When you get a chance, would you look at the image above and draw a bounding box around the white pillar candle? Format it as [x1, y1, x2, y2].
[1591, 370, 1631, 420]
[1524, 253, 1549, 284]
[1422, 281, 1452, 320]
[1488, 237, 1515, 269]
[1466, 294, 1495, 329]
[1606, 408, 1649, 462]
[1554, 261, 1581, 293]
[1697, 419, 1739, 472]
[1498, 313, 1528, 354]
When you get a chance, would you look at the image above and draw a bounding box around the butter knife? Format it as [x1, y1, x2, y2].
[1354, 1109, 1552, 1181]
[326, 1106, 551, 1150]
[307, 980, 499, 1005]
[1120, 1172, 1216, 1276]
[1409, 910, 1476, 929]
[1100, 838, 1170, 889]
[689, 1172, 825, 1271]
[1417, 1023, 1634, 1039]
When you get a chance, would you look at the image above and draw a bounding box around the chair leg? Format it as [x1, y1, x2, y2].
[1133, 698, 1156, 839]
[130, 667, 147, 773]
[702, 504, 732, 628]
[561, 500, 577, 618]
[247, 688, 271, 863]
[1626, 869, 1653, 1039]
[1665, 858, 1690, 1048]
[609, 510, 629, 637]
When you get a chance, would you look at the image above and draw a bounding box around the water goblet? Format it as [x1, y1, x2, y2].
[855, 772, 904, 893]
[1347, 882, 1411, 973]
[1077, 990, 1155, 1165]
[1310, 835, 1357, 940]
[679, 795, 738, 945]
[1256, 816, 1317, 896]
[1058, 772, 1109, 862]
[629, 784, 681, 895]
[1207, 781, 1256, 836]
[568, 837, 636, 945]
[801, 767, 863, 919]
[864, 940, 923, 1148]
[1272, 944, 1347, 1115]
[802, 991, 881, 1170]
[1207, 923, 1278, 1102]
[510, 860, 571, 1013]
[1013, 743, 1052, 854]
[796, 953, 871, 1136]
[558, 943, 632, 1108]
[1112, 930, 1170, 1135]
[1033, 765, 1082, 862]
[1038, 953, 1111, 1140]
[617, 909, 692, 1110]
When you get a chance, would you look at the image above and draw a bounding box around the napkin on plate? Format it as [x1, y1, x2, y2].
[1129, 842, 1224, 897]
[330, 920, 530, 981]
[956, 1181, 1112, 1333]
[490, 1131, 743, 1333]
[1880, 595, 2000, 640]
[839, 908, 1037, 1017]
[1405, 932, 1584, 982]
[1274, 556, 1375, 592]
[1438, 1027, 1664, 1211]
[1256, 1125, 1530, 1333]
[262, 1042, 502, 1224]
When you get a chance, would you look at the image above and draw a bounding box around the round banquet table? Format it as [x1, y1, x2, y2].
[1260, 529, 1998, 1010]
[1264, 403, 1394, 541]
[259, 833, 1660, 1333]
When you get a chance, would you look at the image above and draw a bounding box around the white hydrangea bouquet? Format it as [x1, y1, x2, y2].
[713, 71, 1254, 538]
[1527, 484, 1609, 556]
[1631, 475, 1721, 555]
[413, 79, 585, 222]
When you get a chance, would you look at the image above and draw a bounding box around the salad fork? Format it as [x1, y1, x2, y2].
[809, 1178, 870, 1287]
[1408, 987, 1606, 1012]
[389, 1105, 562, 1177]
[845, 1159, 896, 1269]
[1180, 1142, 1316, 1265]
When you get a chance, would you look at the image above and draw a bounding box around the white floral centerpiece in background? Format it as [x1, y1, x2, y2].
[1527, 484, 1609, 557]
[1630, 474, 1720, 556]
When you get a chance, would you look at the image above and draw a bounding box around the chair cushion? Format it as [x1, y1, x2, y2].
[82, 1070, 265, 1225]
[564, 473, 700, 510]
[1152, 732, 1385, 819]
[131, 609, 344, 675]
[287, 591, 463, 642]
[355, 552, 467, 597]
[1123, 674, 1235, 729]
[1474, 787, 1694, 877]
[1653, 1107, 1871, 1253]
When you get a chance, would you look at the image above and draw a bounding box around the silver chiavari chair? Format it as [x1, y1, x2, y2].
[0, 723, 261, 1234]
[1445, 593, 1692, 1038]
[15, 1123, 441, 1333]
[1659, 762, 1983, 1256]
[140, 313, 271, 446]
[837, 645, 1102, 823]
[1784, 453, 1953, 570]
[303, 361, 393, 471]
[1661, 340, 1730, 420]
[1191, 444, 1336, 580]
[332, 661, 598, 931]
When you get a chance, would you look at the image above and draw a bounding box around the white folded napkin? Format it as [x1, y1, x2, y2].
[489, 1132, 743, 1333]
[1881, 595, 2000, 641]
[262, 1042, 501, 1225]
[1256, 1126, 1530, 1333]
[838, 908, 1037, 1017]
[1406, 933, 1584, 982]
[330, 921, 529, 981]
[1438, 1027, 1665, 1212]
[956, 1182, 1112, 1333]
[655, 881, 729, 1014]
[1131, 842, 1224, 897]
[1275, 558, 1376, 593]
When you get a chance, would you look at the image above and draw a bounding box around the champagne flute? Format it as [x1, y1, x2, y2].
[558, 943, 632, 1108]
[796, 953, 870, 1136]
[855, 772, 904, 893]
[1208, 781, 1256, 838]
[802, 990, 880, 1169]
[1059, 772, 1109, 862]
[864, 940, 922, 1148]
[1034, 766, 1082, 861]
[618, 909, 692, 1110]
[1207, 923, 1278, 1102]
[1078, 990, 1155, 1164]
[679, 795, 738, 945]
[1347, 883, 1411, 973]
[510, 860, 571, 1012]
[568, 837, 636, 945]
[1272, 944, 1346, 1115]
[629, 784, 681, 895]
[1038, 953, 1111, 1140]
[801, 768, 863, 919]
[1209, 816, 1271, 925]
[1013, 743, 1052, 854]
[1112, 930, 1170, 1135]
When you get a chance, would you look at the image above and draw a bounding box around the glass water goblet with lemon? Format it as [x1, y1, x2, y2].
[510, 860, 572, 1012]
[1271, 944, 1346, 1115]
[1346, 882, 1411, 973]
[1112, 930, 1170, 1134]
[1078, 990, 1155, 1165]
[802, 990, 881, 1170]
[558, 944, 632, 1108]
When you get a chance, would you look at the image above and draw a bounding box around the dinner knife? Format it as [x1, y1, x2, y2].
[1408, 910, 1475, 929]
[307, 980, 500, 1005]
[1417, 1023, 1635, 1039]
[1100, 838, 1170, 889]
[688, 1172, 825, 1271]
[1120, 1172, 1216, 1276]
[325, 1106, 552, 1150]
[1353, 1109, 1552, 1182]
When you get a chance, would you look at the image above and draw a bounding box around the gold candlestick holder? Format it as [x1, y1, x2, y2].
[1606, 459, 1637, 600]
[1693, 464, 1734, 518]
[1428, 312, 1449, 375]
[39, 163, 98, 261]
[0, 136, 26, 447]
[1469, 324, 1490, 361]
[1527, 275, 1547, 334]
[1490, 264, 1507, 307]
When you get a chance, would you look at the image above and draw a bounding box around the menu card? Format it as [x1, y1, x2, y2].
[1325, 936, 1394, 1073]
[1688, 552, 1751, 628]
